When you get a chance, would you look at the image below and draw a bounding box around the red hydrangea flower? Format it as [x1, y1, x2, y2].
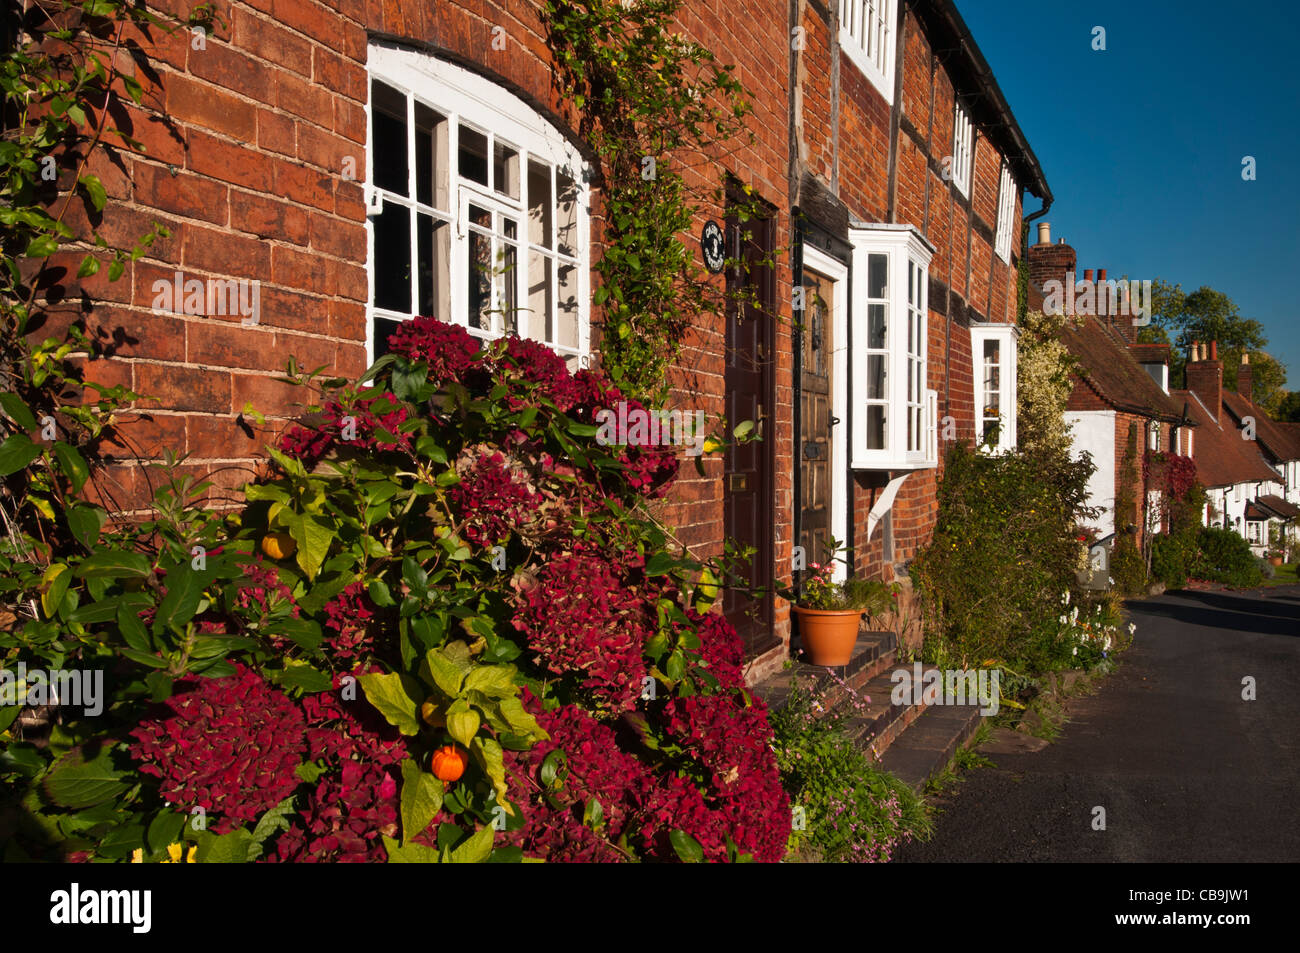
[321, 581, 377, 662]
[383, 315, 482, 387]
[446, 447, 543, 546]
[277, 392, 412, 465]
[511, 549, 650, 712]
[128, 664, 305, 834]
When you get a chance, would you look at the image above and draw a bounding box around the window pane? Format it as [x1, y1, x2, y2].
[556, 170, 578, 257]
[372, 202, 411, 313]
[868, 303, 886, 348]
[494, 141, 520, 199]
[416, 213, 450, 318]
[467, 224, 491, 331]
[528, 160, 553, 249]
[867, 405, 886, 450]
[414, 102, 446, 208]
[498, 219, 518, 334]
[867, 355, 887, 399]
[371, 81, 408, 197]
[459, 125, 489, 185]
[557, 262, 579, 349]
[373, 316, 404, 361]
[868, 252, 887, 298]
[528, 250, 553, 342]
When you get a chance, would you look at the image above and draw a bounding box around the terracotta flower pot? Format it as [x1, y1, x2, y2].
[793, 606, 864, 666]
[1269, 556, 1283, 567]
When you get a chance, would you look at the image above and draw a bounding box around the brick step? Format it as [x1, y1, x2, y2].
[840, 666, 937, 758]
[876, 700, 986, 792]
[751, 630, 897, 712]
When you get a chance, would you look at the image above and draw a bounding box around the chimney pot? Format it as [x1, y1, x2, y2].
[1097, 268, 1107, 281]
[1210, 341, 1218, 360]
[1242, 352, 1250, 365]
[1083, 269, 1094, 281]
[1037, 222, 1051, 245]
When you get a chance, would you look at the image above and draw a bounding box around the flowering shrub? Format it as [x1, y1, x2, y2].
[769, 681, 931, 862]
[1031, 590, 1134, 672]
[1, 316, 786, 863]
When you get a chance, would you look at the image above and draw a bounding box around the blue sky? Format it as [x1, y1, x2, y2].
[961, 0, 1300, 383]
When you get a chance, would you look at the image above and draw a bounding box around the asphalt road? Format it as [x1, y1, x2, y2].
[897, 584, 1300, 862]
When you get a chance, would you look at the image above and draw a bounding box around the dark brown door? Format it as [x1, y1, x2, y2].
[723, 191, 777, 659]
[799, 268, 834, 569]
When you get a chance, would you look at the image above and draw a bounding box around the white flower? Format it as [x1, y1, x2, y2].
[1108, 577, 1115, 585]
[1072, 647, 1078, 656]
[1062, 591, 1071, 606]
[1059, 615, 1068, 624]
[1070, 606, 1079, 622]
[1128, 623, 1136, 634]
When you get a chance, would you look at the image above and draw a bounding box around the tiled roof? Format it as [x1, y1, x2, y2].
[1257, 494, 1300, 520]
[1173, 388, 1280, 488]
[1244, 502, 1272, 521]
[1221, 391, 1300, 463]
[1059, 317, 1185, 420]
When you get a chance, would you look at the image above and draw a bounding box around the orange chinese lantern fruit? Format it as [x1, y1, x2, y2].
[260, 532, 297, 560]
[431, 745, 468, 782]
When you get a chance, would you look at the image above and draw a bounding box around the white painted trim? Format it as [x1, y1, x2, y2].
[803, 245, 850, 583]
[867, 473, 909, 540]
[365, 45, 591, 368]
[838, 0, 897, 107]
[969, 322, 1018, 453]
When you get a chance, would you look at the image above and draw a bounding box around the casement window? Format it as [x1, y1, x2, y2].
[969, 323, 1017, 454]
[994, 164, 1017, 261]
[1148, 421, 1161, 451]
[365, 46, 591, 367]
[839, 0, 896, 105]
[950, 101, 974, 198]
[848, 225, 937, 469]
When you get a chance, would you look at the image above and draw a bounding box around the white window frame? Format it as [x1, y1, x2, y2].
[365, 45, 592, 367]
[994, 164, 1017, 262]
[969, 323, 1017, 455]
[848, 224, 936, 470]
[838, 0, 897, 106]
[951, 100, 974, 199]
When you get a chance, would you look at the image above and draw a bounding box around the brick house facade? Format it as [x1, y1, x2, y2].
[50, 0, 1047, 682]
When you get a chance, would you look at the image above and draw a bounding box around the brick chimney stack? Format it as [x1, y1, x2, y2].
[1027, 223, 1076, 292]
[1237, 351, 1253, 402]
[1186, 340, 1223, 423]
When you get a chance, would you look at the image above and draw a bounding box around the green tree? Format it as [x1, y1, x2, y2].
[1140, 280, 1286, 408]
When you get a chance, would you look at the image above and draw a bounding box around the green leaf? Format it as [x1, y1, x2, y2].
[273, 663, 332, 693]
[42, 744, 130, 809]
[471, 736, 509, 808]
[367, 578, 396, 607]
[445, 698, 480, 747]
[248, 796, 296, 859]
[67, 504, 106, 548]
[446, 824, 494, 863]
[120, 647, 168, 669]
[77, 254, 100, 278]
[52, 442, 89, 494]
[146, 809, 186, 855]
[40, 563, 71, 619]
[0, 434, 42, 476]
[399, 758, 444, 844]
[289, 513, 334, 580]
[733, 419, 755, 439]
[79, 174, 107, 211]
[24, 234, 59, 258]
[0, 393, 37, 431]
[195, 827, 254, 863]
[583, 796, 604, 831]
[358, 671, 423, 735]
[669, 829, 704, 863]
[495, 695, 546, 741]
[153, 562, 207, 634]
[423, 645, 472, 697]
[463, 664, 517, 699]
[645, 551, 676, 576]
[76, 551, 151, 579]
[295, 761, 327, 783]
[382, 835, 440, 863]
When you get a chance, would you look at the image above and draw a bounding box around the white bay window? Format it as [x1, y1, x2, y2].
[849, 225, 937, 469]
[366, 46, 591, 367]
[970, 323, 1017, 454]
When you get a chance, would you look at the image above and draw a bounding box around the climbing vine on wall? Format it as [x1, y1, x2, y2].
[541, 0, 759, 402]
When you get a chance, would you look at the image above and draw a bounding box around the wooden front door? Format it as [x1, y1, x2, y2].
[799, 267, 835, 569]
[723, 191, 777, 659]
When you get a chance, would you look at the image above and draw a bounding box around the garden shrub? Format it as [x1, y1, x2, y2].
[1150, 531, 1196, 590]
[1191, 527, 1262, 588]
[0, 318, 791, 863]
[769, 681, 931, 862]
[911, 442, 1094, 669]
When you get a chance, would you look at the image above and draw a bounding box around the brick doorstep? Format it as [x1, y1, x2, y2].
[877, 702, 984, 792]
[754, 638, 985, 791]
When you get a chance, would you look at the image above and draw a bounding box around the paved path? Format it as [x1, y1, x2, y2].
[897, 585, 1300, 862]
